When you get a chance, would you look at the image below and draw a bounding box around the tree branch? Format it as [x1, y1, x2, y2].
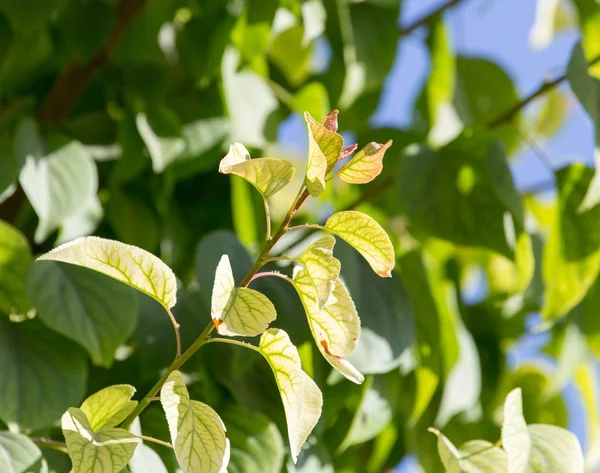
[399, 0, 463, 36]
[37, 0, 146, 123]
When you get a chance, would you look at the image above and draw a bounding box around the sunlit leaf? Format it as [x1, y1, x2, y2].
[338, 140, 392, 184]
[292, 268, 362, 383]
[62, 408, 138, 473]
[573, 0, 600, 80]
[37, 236, 177, 310]
[298, 236, 340, 309]
[0, 431, 48, 473]
[160, 370, 230, 473]
[211, 254, 277, 337]
[532, 89, 568, 138]
[304, 112, 344, 197]
[428, 428, 461, 473]
[219, 143, 296, 198]
[80, 385, 137, 431]
[259, 329, 322, 462]
[324, 211, 394, 277]
[0, 221, 31, 315]
[136, 112, 185, 174]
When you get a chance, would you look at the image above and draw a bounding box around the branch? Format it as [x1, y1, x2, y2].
[399, 0, 463, 36]
[37, 0, 146, 123]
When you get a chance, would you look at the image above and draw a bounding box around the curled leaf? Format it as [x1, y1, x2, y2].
[338, 140, 392, 184]
[259, 329, 322, 462]
[325, 211, 395, 277]
[211, 255, 277, 336]
[322, 110, 339, 132]
[219, 143, 295, 198]
[298, 236, 341, 309]
[37, 236, 177, 309]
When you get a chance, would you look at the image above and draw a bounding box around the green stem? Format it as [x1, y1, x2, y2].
[135, 434, 173, 449]
[203, 337, 262, 354]
[166, 307, 181, 358]
[121, 185, 311, 429]
[31, 437, 68, 454]
[263, 197, 272, 241]
[287, 224, 323, 232]
[260, 256, 297, 265]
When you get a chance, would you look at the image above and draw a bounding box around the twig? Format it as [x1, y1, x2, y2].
[31, 437, 68, 453]
[399, 0, 463, 36]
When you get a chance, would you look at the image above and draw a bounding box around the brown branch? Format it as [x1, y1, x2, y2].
[399, 0, 463, 36]
[37, 0, 146, 123]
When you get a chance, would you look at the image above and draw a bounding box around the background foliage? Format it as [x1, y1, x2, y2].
[1, 0, 600, 471]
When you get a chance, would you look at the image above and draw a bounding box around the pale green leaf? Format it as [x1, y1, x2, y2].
[525, 424, 584, 473]
[573, 0, 600, 80]
[128, 418, 168, 473]
[503, 388, 531, 473]
[458, 440, 508, 473]
[291, 83, 330, 121]
[269, 26, 313, 87]
[37, 236, 177, 310]
[258, 329, 322, 462]
[219, 143, 296, 198]
[211, 254, 277, 336]
[231, 177, 260, 250]
[0, 318, 87, 432]
[338, 140, 392, 184]
[304, 112, 344, 197]
[301, 0, 326, 46]
[530, 0, 576, 50]
[0, 221, 31, 315]
[428, 428, 461, 473]
[62, 408, 138, 473]
[298, 236, 340, 309]
[136, 113, 185, 174]
[160, 370, 230, 473]
[532, 89, 568, 138]
[324, 211, 395, 277]
[80, 385, 137, 432]
[27, 261, 139, 367]
[0, 432, 48, 473]
[292, 268, 363, 384]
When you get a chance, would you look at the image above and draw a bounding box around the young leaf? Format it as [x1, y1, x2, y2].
[292, 269, 363, 384]
[428, 428, 461, 473]
[502, 388, 531, 473]
[37, 236, 177, 310]
[338, 140, 393, 184]
[324, 211, 395, 277]
[298, 236, 341, 310]
[0, 431, 48, 473]
[62, 408, 139, 473]
[259, 329, 323, 462]
[0, 220, 32, 315]
[304, 112, 344, 197]
[219, 143, 296, 198]
[80, 385, 137, 431]
[160, 371, 230, 473]
[211, 255, 277, 336]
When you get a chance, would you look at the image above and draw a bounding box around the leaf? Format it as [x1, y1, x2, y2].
[0, 432, 48, 473]
[37, 236, 177, 310]
[16, 123, 98, 243]
[532, 89, 568, 138]
[338, 140, 392, 184]
[542, 164, 600, 320]
[304, 112, 344, 197]
[211, 254, 277, 337]
[502, 388, 584, 473]
[291, 83, 330, 121]
[136, 112, 185, 174]
[573, 0, 600, 80]
[80, 385, 137, 431]
[160, 370, 230, 473]
[0, 221, 32, 315]
[428, 428, 461, 473]
[268, 26, 313, 87]
[126, 418, 168, 473]
[292, 269, 363, 384]
[62, 408, 138, 473]
[258, 329, 322, 462]
[324, 211, 395, 277]
[298, 236, 341, 310]
[27, 261, 139, 367]
[219, 143, 296, 198]
[231, 177, 260, 250]
[221, 407, 285, 473]
[0, 317, 87, 432]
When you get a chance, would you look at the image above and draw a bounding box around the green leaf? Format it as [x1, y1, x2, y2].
[291, 83, 330, 122]
[219, 143, 296, 198]
[304, 112, 344, 197]
[258, 329, 322, 462]
[268, 25, 313, 87]
[221, 407, 285, 473]
[292, 269, 363, 384]
[338, 140, 392, 184]
[324, 210, 395, 277]
[27, 261, 139, 367]
[430, 431, 508, 473]
[80, 385, 137, 432]
[0, 431, 48, 473]
[135, 112, 185, 174]
[502, 388, 584, 473]
[37, 236, 177, 310]
[160, 370, 230, 473]
[16, 122, 98, 243]
[0, 220, 31, 315]
[428, 428, 461, 473]
[573, 0, 600, 80]
[211, 254, 277, 337]
[532, 89, 568, 138]
[542, 164, 600, 321]
[231, 176, 261, 251]
[62, 408, 138, 473]
[298, 236, 341, 310]
[0, 317, 87, 432]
